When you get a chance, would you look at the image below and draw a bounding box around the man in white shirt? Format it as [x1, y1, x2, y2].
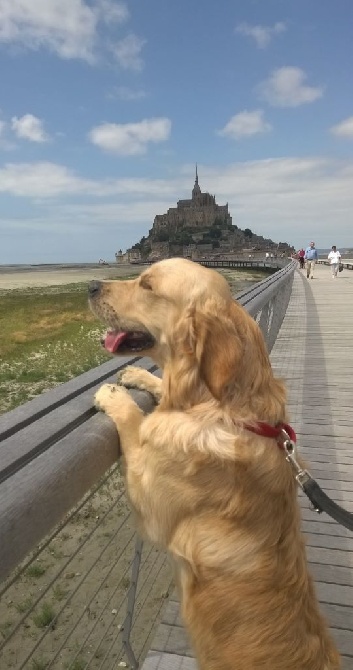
[327, 245, 341, 278]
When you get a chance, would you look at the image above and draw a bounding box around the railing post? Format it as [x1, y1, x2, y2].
[121, 536, 144, 669]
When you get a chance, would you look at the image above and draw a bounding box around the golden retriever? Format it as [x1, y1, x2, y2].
[89, 258, 340, 670]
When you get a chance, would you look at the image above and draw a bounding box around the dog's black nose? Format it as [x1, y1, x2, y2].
[88, 280, 102, 297]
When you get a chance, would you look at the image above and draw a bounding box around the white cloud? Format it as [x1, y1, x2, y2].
[235, 21, 286, 49]
[218, 110, 272, 140]
[0, 161, 180, 198]
[330, 116, 353, 139]
[110, 33, 146, 71]
[11, 114, 49, 142]
[0, 162, 88, 196]
[258, 67, 323, 107]
[88, 118, 172, 155]
[0, 0, 128, 62]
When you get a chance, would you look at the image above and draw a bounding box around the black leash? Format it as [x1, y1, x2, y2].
[300, 474, 353, 532]
[244, 422, 353, 532]
[283, 436, 353, 532]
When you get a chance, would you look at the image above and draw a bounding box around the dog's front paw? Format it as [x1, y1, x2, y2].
[94, 384, 123, 412]
[94, 382, 144, 443]
[117, 365, 147, 389]
[117, 366, 162, 401]
[94, 384, 137, 416]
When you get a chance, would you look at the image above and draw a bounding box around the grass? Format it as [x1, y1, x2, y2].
[33, 602, 56, 629]
[31, 658, 49, 670]
[65, 658, 87, 670]
[0, 619, 13, 639]
[52, 584, 69, 602]
[26, 563, 47, 578]
[14, 596, 33, 614]
[0, 283, 111, 414]
[31, 659, 49, 670]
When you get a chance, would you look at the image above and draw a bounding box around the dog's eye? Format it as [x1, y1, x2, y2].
[139, 276, 153, 291]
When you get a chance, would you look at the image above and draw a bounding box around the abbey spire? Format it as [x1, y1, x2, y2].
[192, 163, 201, 199]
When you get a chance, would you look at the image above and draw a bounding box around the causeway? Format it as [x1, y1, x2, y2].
[143, 263, 353, 670]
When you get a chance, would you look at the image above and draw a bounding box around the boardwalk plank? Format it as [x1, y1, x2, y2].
[307, 562, 353, 587]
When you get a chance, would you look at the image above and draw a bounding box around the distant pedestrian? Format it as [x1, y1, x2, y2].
[304, 241, 318, 279]
[327, 245, 341, 278]
[298, 248, 305, 269]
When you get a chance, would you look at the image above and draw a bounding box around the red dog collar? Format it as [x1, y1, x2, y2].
[243, 422, 296, 449]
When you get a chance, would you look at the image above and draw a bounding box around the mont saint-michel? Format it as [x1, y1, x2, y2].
[116, 168, 293, 263]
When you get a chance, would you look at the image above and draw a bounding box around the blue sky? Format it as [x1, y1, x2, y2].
[1, 0, 353, 263]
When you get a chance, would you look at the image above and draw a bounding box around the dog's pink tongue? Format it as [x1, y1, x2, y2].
[104, 331, 128, 353]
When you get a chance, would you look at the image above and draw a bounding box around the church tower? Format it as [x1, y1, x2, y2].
[192, 164, 201, 200]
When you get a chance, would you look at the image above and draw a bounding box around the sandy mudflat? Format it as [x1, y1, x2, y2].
[0, 264, 146, 290]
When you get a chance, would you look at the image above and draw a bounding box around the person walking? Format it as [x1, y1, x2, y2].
[304, 241, 318, 279]
[298, 248, 305, 269]
[328, 245, 341, 278]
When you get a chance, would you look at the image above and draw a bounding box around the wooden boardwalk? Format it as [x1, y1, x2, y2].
[142, 264, 353, 670]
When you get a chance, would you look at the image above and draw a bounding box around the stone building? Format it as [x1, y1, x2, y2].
[152, 166, 232, 237]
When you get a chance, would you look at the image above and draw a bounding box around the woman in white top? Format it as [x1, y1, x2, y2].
[327, 245, 341, 278]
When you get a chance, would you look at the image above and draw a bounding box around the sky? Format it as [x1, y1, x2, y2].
[0, 0, 353, 264]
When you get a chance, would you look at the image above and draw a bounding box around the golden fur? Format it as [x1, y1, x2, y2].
[90, 258, 340, 669]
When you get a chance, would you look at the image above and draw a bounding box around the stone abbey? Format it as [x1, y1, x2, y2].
[116, 168, 292, 263]
[153, 165, 232, 236]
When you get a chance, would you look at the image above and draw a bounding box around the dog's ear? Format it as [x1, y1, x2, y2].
[162, 297, 244, 406]
[193, 298, 244, 401]
[162, 296, 285, 420]
[195, 299, 286, 419]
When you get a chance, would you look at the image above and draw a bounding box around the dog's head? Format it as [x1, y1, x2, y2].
[88, 258, 230, 363]
[89, 258, 285, 418]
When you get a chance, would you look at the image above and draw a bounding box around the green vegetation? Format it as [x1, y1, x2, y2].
[153, 231, 170, 242]
[65, 658, 87, 670]
[0, 619, 13, 639]
[146, 218, 235, 248]
[52, 584, 69, 602]
[208, 227, 222, 239]
[0, 283, 110, 414]
[26, 563, 47, 578]
[14, 596, 33, 614]
[131, 236, 152, 258]
[31, 659, 49, 670]
[33, 602, 56, 629]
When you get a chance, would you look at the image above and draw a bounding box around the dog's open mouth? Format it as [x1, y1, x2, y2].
[102, 330, 155, 354]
